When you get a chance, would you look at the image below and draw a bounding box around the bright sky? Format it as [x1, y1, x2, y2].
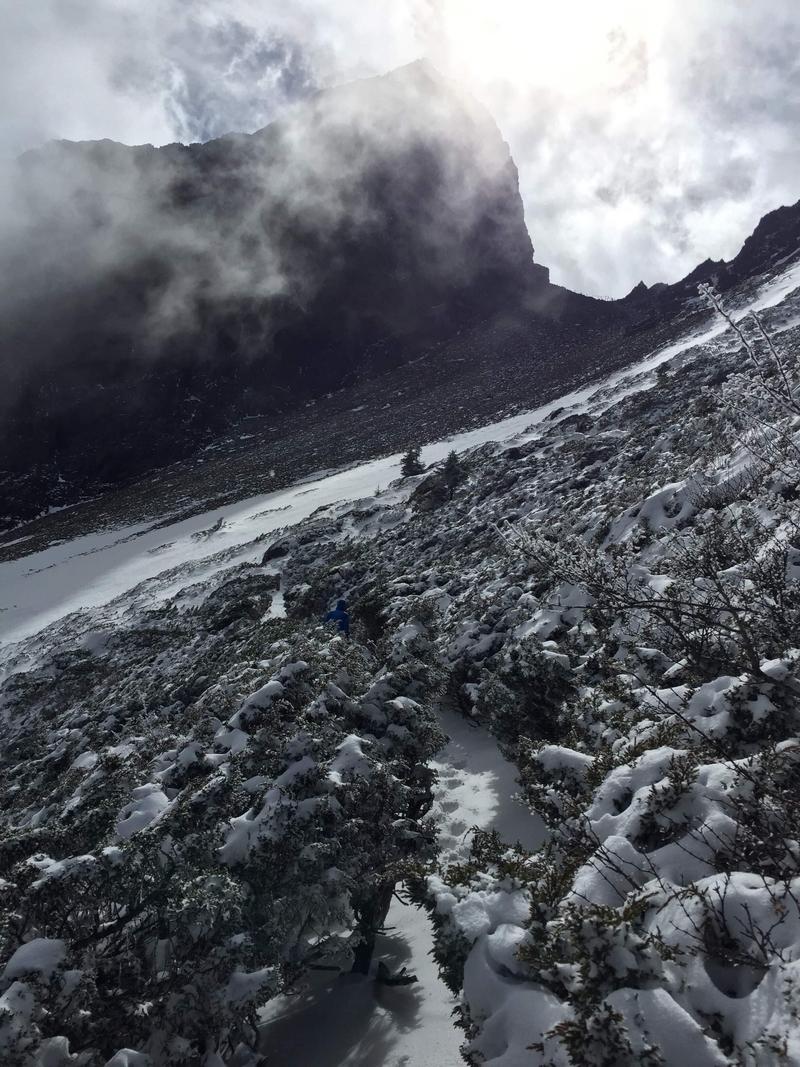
[2, 0, 799, 296]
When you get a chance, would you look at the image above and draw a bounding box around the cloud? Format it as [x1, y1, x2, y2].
[155, 15, 320, 143]
[0, 54, 533, 440]
[1, 1, 800, 296]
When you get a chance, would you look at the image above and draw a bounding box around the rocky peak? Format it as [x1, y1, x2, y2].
[0, 63, 544, 525]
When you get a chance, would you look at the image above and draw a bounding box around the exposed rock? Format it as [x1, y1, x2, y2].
[2, 58, 800, 533]
[0, 61, 543, 524]
[411, 473, 449, 512]
[262, 541, 291, 563]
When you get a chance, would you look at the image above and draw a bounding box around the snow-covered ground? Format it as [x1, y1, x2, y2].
[259, 707, 545, 1066]
[3, 258, 800, 1066]
[4, 257, 799, 654]
[259, 897, 463, 1067]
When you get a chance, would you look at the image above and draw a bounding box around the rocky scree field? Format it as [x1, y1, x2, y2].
[2, 271, 800, 1064]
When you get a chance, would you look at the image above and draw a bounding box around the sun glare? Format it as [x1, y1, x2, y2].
[433, 0, 666, 99]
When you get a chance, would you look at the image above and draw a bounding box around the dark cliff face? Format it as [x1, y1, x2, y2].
[0, 61, 542, 524]
[2, 57, 800, 531]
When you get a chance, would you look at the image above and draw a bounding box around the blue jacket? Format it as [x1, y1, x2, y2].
[324, 599, 350, 636]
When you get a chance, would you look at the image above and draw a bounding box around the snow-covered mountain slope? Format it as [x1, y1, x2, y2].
[4, 257, 799, 657]
[2, 60, 543, 528]
[1, 370, 659, 651]
[2, 258, 800, 1067]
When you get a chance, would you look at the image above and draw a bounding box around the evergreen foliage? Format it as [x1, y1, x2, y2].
[400, 445, 425, 477]
[0, 583, 443, 1064]
[423, 285, 800, 1065]
[442, 450, 467, 497]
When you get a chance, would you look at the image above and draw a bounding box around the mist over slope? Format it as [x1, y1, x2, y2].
[0, 60, 544, 526]
[3, 56, 800, 541]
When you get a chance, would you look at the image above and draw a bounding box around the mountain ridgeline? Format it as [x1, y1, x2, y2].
[1, 59, 800, 530]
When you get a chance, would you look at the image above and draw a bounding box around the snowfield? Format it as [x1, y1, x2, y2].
[2, 259, 800, 1066]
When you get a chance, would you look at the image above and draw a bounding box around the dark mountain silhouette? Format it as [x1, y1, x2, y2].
[622, 198, 800, 309]
[1, 59, 799, 531]
[0, 61, 549, 525]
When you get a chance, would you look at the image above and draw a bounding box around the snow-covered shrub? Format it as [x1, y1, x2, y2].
[426, 288, 800, 1064]
[516, 743, 596, 828]
[475, 639, 573, 747]
[0, 569, 443, 1064]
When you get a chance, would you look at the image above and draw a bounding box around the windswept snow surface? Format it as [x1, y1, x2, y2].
[3, 258, 799, 654]
[259, 707, 545, 1067]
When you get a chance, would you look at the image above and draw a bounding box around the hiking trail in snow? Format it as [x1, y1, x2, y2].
[259, 707, 545, 1066]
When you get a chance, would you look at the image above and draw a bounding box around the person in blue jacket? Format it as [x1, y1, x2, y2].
[324, 598, 350, 637]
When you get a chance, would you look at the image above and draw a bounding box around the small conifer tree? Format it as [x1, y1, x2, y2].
[401, 445, 425, 477]
[442, 450, 466, 496]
